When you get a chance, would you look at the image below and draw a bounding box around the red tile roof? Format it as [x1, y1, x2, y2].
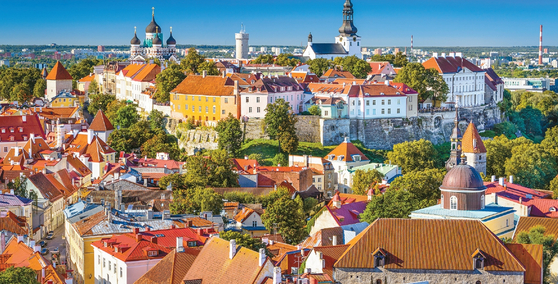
[312, 245, 349, 279]
[367, 62, 395, 75]
[336, 219, 525, 272]
[132, 64, 161, 82]
[231, 158, 259, 173]
[78, 74, 95, 83]
[301, 227, 344, 248]
[351, 84, 407, 98]
[326, 193, 369, 207]
[526, 199, 558, 218]
[234, 207, 257, 223]
[514, 217, 558, 242]
[422, 56, 484, 74]
[27, 172, 63, 202]
[0, 114, 45, 143]
[46, 61, 73, 80]
[137, 157, 184, 171]
[0, 211, 28, 235]
[322, 69, 355, 79]
[461, 122, 486, 153]
[325, 140, 368, 162]
[390, 82, 419, 95]
[89, 110, 114, 131]
[484, 181, 549, 203]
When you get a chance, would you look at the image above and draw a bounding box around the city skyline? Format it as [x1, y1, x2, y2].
[5, 0, 558, 47]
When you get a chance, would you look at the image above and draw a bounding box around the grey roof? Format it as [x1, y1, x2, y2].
[309, 43, 348, 55]
[88, 210, 176, 236]
[64, 201, 104, 224]
[410, 203, 514, 220]
[0, 194, 32, 207]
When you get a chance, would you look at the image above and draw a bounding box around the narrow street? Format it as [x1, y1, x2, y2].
[43, 225, 67, 267]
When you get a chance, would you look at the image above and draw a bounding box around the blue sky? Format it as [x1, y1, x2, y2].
[5, 0, 558, 47]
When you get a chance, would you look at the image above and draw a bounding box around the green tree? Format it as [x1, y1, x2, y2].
[198, 61, 220, 75]
[337, 56, 371, 79]
[276, 53, 300, 67]
[0, 266, 40, 284]
[170, 187, 223, 215]
[159, 173, 186, 191]
[264, 98, 298, 152]
[360, 188, 435, 223]
[259, 187, 290, 208]
[0, 67, 41, 102]
[389, 169, 445, 201]
[154, 63, 186, 102]
[386, 139, 437, 174]
[424, 68, 449, 105]
[393, 52, 408, 67]
[141, 133, 181, 160]
[88, 93, 116, 114]
[542, 126, 558, 160]
[515, 225, 558, 281]
[262, 195, 306, 244]
[271, 153, 287, 167]
[505, 143, 557, 189]
[215, 113, 243, 157]
[33, 78, 46, 97]
[183, 150, 239, 188]
[252, 54, 275, 64]
[351, 169, 384, 195]
[111, 105, 140, 129]
[549, 175, 558, 199]
[307, 58, 331, 77]
[148, 110, 166, 132]
[485, 135, 513, 177]
[394, 62, 450, 104]
[180, 48, 205, 74]
[219, 231, 268, 253]
[88, 79, 99, 95]
[308, 105, 321, 116]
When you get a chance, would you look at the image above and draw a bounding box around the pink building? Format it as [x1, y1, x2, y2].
[240, 76, 304, 118]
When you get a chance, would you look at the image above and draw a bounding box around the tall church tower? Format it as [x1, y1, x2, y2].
[446, 106, 462, 171]
[462, 122, 487, 175]
[335, 0, 362, 58]
[235, 24, 249, 60]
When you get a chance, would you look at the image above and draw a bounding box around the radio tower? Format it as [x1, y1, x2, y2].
[411, 35, 414, 51]
[539, 25, 543, 65]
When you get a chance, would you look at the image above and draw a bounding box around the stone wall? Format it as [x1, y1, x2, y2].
[243, 116, 322, 143]
[178, 129, 219, 155]
[322, 105, 501, 149]
[334, 268, 523, 284]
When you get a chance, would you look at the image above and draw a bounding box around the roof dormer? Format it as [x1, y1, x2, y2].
[472, 249, 486, 270]
[372, 247, 387, 268]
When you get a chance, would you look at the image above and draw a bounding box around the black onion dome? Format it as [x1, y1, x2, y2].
[167, 28, 176, 45]
[146, 14, 161, 34]
[152, 34, 162, 45]
[131, 30, 141, 45]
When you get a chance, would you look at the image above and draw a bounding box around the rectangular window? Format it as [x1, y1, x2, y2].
[222, 110, 225, 114]
[397, 108, 400, 114]
[381, 109, 385, 114]
[205, 97, 208, 102]
[373, 100, 376, 105]
[324, 111, 328, 116]
[388, 109, 391, 114]
[199, 106, 202, 112]
[205, 106, 208, 113]
[177, 105, 181, 110]
[397, 99, 400, 105]
[249, 107, 252, 113]
[246, 97, 249, 103]
[120, 268, 122, 278]
[198, 96, 201, 101]
[366, 109, 369, 115]
[373, 109, 376, 115]
[213, 97, 216, 102]
[256, 97, 260, 103]
[366, 100, 370, 106]
[252, 221, 257, 227]
[381, 100, 385, 105]
[185, 105, 188, 110]
[213, 106, 216, 114]
[257, 107, 260, 113]
[225, 98, 228, 103]
[185, 96, 188, 101]
[388, 99, 391, 105]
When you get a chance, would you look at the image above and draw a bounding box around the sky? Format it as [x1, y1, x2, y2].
[4, 0, 558, 47]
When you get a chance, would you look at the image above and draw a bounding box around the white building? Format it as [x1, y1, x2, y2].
[502, 77, 550, 92]
[114, 63, 160, 109]
[46, 61, 73, 101]
[235, 25, 249, 60]
[129, 8, 179, 63]
[347, 83, 411, 119]
[324, 139, 370, 193]
[422, 53, 486, 108]
[240, 76, 304, 118]
[303, 0, 362, 60]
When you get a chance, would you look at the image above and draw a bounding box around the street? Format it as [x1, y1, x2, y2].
[42, 225, 67, 267]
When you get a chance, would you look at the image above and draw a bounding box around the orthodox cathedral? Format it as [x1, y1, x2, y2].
[303, 0, 362, 60]
[130, 8, 179, 63]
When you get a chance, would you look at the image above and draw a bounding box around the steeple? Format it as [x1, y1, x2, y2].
[146, 7, 161, 34]
[167, 27, 176, 45]
[308, 32, 313, 43]
[131, 26, 141, 45]
[338, 0, 358, 37]
[446, 97, 462, 171]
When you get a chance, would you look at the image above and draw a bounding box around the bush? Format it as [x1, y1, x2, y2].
[272, 153, 287, 167]
[308, 105, 321, 116]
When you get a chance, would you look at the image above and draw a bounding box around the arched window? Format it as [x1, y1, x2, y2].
[481, 195, 485, 210]
[450, 196, 458, 210]
[441, 194, 444, 206]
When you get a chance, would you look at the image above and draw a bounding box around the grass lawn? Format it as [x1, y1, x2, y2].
[240, 139, 387, 166]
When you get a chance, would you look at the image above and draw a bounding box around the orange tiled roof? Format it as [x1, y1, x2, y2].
[325, 140, 368, 163]
[301, 227, 344, 248]
[182, 237, 271, 284]
[23, 137, 50, 160]
[121, 64, 145, 78]
[422, 56, 484, 74]
[461, 122, 486, 153]
[171, 75, 236, 97]
[513, 217, 558, 241]
[133, 64, 161, 82]
[312, 245, 349, 279]
[327, 193, 368, 207]
[135, 248, 200, 284]
[31, 106, 79, 119]
[89, 110, 114, 131]
[46, 61, 73, 80]
[267, 242, 297, 262]
[78, 74, 95, 83]
[336, 219, 525, 272]
[0, 211, 28, 235]
[234, 207, 256, 223]
[505, 243, 543, 284]
[322, 69, 355, 79]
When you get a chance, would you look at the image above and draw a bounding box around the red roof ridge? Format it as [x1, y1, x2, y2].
[89, 110, 114, 131]
[46, 61, 73, 80]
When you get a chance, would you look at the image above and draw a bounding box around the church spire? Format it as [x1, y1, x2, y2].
[339, 0, 358, 36]
[446, 96, 462, 171]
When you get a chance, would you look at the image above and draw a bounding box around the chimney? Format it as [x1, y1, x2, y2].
[42, 268, 45, 281]
[133, 228, 139, 234]
[87, 129, 94, 144]
[509, 176, 514, 184]
[151, 236, 157, 244]
[187, 220, 193, 227]
[14, 147, 19, 157]
[332, 235, 338, 246]
[30, 240, 35, 248]
[202, 70, 207, 78]
[0, 233, 5, 254]
[491, 175, 496, 182]
[22, 115, 26, 123]
[176, 237, 184, 252]
[259, 248, 266, 267]
[17, 235, 23, 243]
[273, 267, 281, 284]
[234, 80, 239, 96]
[499, 177, 505, 187]
[519, 197, 523, 204]
[433, 52, 438, 58]
[229, 239, 237, 259]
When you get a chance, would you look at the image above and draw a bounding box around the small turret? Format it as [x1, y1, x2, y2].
[130, 27, 141, 45]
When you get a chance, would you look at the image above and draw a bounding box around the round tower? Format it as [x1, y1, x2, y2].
[440, 161, 486, 211]
[235, 24, 249, 60]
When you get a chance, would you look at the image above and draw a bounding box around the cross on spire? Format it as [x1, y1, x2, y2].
[152, 7, 155, 17]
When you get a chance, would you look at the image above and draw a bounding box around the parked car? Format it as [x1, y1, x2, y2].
[46, 232, 54, 240]
[40, 248, 49, 255]
[52, 247, 59, 254]
[39, 241, 46, 247]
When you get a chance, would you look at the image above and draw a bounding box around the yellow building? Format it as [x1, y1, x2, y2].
[170, 74, 240, 126]
[50, 90, 79, 107]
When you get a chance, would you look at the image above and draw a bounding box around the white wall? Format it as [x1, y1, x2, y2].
[46, 80, 72, 101]
[348, 96, 407, 119]
[240, 93, 268, 119]
[441, 69, 485, 107]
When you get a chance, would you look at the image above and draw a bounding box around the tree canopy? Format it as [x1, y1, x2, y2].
[393, 63, 449, 104]
[0, 67, 42, 102]
[261, 195, 306, 244]
[154, 63, 186, 102]
[307, 58, 331, 77]
[0, 266, 40, 284]
[170, 187, 223, 215]
[264, 98, 298, 153]
[360, 188, 435, 223]
[386, 139, 437, 174]
[351, 169, 384, 195]
[180, 48, 205, 74]
[515, 225, 558, 280]
[88, 93, 116, 114]
[389, 168, 445, 201]
[504, 143, 556, 189]
[182, 150, 239, 188]
[215, 113, 243, 157]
